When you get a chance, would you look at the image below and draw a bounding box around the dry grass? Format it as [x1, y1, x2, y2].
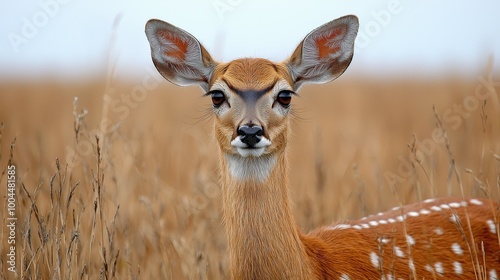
[0, 74, 499, 279]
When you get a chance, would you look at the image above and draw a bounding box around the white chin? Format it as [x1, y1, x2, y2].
[236, 147, 266, 157]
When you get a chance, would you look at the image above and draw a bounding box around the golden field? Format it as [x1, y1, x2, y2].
[0, 74, 499, 279]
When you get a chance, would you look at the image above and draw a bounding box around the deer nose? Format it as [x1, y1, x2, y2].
[237, 125, 264, 147]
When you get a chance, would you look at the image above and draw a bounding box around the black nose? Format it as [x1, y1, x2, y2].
[237, 125, 263, 147]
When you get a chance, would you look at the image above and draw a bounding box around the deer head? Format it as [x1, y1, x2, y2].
[145, 16, 358, 182]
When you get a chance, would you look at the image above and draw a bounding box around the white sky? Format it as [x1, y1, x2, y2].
[1, 0, 499, 80]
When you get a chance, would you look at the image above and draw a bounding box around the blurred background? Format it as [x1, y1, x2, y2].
[1, 1, 499, 279]
[1, 0, 500, 80]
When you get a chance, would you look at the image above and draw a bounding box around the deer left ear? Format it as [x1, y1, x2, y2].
[285, 15, 359, 90]
[145, 19, 217, 91]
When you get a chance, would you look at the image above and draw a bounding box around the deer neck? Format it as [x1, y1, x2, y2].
[220, 150, 315, 279]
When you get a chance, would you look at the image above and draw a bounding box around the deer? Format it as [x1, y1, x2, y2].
[145, 15, 500, 279]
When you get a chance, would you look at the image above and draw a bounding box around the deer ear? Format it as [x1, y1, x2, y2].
[285, 15, 359, 90]
[145, 19, 217, 91]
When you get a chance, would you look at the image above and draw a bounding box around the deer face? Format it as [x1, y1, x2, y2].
[208, 59, 294, 158]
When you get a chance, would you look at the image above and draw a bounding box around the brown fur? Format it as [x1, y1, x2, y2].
[211, 59, 293, 91]
[220, 151, 316, 279]
[305, 198, 500, 279]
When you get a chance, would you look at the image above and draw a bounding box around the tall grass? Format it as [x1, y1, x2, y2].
[0, 75, 498, 279]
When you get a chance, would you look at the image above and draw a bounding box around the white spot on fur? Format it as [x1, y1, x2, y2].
[396, 215, 405, 222]
[434, 262, 444, 275]
[487, 220, 497, 234]
[449, 202, 461, 208]
[353, 225, 362, 230]
[378, 237, 390, 244]
[450, 214, 460, 223]
[379, 219, 388, 225]
[391, 206, 401, 211]
[406, 235, 415, 246]
[440, 204, 451, 209]
[361, 223, 370, 229]
[394, 246, 405, 258]
[369, 221, 379, 227]
[423, 198, 435, 203]
[460, 201, 468, 207]
[431, 205, 442, 211]
[425, 264, 433, 272]
[453, 261, 463, 275]
[331, 224, 351, 230]
[388, 218, 396, 223]
[490, 269, 498, 280]
[408, 211, 419, 217]
[434, 227, 443, 235]
[470, 198, 483, 205]
[226, 154, 276, 182]
[451, 243, 463, 255]
[420, 209, 431, 215]
[340, 273, 350, 280]
[370, 251, 380, 268]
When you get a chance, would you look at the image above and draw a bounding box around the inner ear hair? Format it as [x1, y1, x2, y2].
[145, 19, 217, 91]
[285, 15, 359, 90]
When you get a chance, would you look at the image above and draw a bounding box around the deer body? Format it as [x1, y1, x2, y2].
[145, 16, 500, 279]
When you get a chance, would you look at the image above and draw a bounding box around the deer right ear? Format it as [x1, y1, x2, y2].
[285, 15, 359, 90]
[145, 19, 217, 91]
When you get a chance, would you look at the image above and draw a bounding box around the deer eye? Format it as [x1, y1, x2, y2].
[276, 90, 293, 108]
[209, 90, 226, 107]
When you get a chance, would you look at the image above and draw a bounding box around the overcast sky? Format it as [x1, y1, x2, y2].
[1, 0, 499, 80]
